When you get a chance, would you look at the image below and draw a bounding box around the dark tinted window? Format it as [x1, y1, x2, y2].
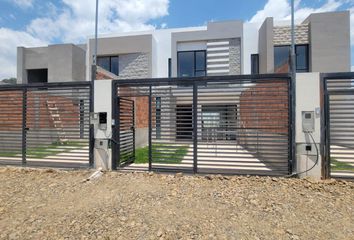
[97, 57, 110, 71]
[251, 54, 259, 74]
[296, 45, 309, 72]
[97, 56, 119, 76]
[177, 51, 206, 77]
[168, 58, 171, 78]
[274, 46, 290, 73]
[178, 52, 194, 77]
[274, 45, 309, 73]
[27, 69, 48, 83]
[110, 57, 119, 75]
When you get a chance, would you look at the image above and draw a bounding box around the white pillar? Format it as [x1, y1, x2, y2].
[93, 80, 113, 170]
[295, 72, 322, 179]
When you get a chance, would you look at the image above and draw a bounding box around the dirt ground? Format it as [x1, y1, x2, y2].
[0, 167, 353, 240]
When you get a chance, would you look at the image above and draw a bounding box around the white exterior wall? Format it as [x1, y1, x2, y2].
[242, 22, 259, 74]
[295, 72, 322, 179]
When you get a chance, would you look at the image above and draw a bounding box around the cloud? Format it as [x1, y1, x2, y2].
[10, 0, 34, 8]
[27, 0, 169, 43]
[0, 28, 47, 79]
[249, 0, 345, 23]
[249, 0, 354, 47]
[0, 0, 169, 78]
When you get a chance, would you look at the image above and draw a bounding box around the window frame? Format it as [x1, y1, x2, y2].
[97, 55, 119, 76]
[273, 44, 309, 73]
[177, 50, 207, 78]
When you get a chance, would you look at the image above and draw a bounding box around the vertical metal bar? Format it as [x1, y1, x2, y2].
[148, 86, 152, 171]
[116, 96, 121, 168]
[89, 82, 94, 167]
[324, 77, 331, 179]
[290, 0, 297, 175]
[22, 88, 27, 165]
[111, 82, 118, 170]
[287, 78, 293, 174]
[193, 82, 198, 174]
[132, 100, 135, 162]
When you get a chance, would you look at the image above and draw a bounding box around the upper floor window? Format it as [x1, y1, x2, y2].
[251, 54, 259, 74]
[177, 50, 206, 77]
[97, 56, 119, 76]
[274, 44, 309, 73]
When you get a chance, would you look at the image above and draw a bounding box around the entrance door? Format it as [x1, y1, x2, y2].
[117, 97, 135, 167]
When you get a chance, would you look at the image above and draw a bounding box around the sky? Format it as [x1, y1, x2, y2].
[0, 0, 353, 79]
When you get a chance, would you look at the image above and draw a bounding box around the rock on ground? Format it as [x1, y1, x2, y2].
[0, 167, 353, 239]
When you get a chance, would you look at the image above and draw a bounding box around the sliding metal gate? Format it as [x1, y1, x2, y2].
[113, 74, 292, 176]
[322, 72, 354, 179]
[0, 82, 93, 168]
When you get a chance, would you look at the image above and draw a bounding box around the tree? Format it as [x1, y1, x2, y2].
[0, 78, 17, 84]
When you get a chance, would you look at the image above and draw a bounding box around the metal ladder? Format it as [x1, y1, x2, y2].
[46, 100, 67, 143]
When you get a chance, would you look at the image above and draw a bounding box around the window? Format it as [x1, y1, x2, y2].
[97, 56, 119, 76]
[274, 45, 309, 73]
[177, 50, 206, 77]
[295, 45, 309, 72]
[251, 54, 259, 74]
[27, 69, 48, 83]
[168, 58, 171, 78]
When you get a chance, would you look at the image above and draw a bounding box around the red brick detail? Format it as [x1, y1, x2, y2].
[239, 81, 289, 134]
[0, 91, 80, 130]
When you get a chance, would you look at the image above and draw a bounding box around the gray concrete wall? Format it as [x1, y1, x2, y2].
[258, 17, 274, 74]
[171, 20, 243, 77]
[305, 11, 350, 73]
[17, 44, 86, 84]
[87, 34, 153, 80]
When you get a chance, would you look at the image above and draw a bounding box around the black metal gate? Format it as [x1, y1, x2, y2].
[322, 72, 354, 179]
[0, 82, 93, 168]
[112, 74, 293, 176]
[116, 97, 135, 167]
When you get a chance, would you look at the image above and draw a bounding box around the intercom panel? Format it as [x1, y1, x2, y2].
[98, 112, 107, 130]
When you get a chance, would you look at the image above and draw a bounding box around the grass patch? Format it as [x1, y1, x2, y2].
[0, 141, 87, 159]
[331, 158, 354, 171]
[134, 144, 189, 164]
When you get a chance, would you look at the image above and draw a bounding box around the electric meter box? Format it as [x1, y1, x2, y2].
[302, 111, 315, 133]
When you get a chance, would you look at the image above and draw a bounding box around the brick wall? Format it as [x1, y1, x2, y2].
[239, 81, 289, 134]
[0, 91, 80, 130]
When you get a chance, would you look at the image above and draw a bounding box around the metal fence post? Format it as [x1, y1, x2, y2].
[22, 88, 27, 165]
[193, 82, 198, 174]
[148, 85, 152, 171]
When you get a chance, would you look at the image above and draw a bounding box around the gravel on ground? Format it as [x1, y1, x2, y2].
[0, 167, 353, 240]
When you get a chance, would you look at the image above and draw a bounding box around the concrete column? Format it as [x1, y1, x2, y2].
[295, 72, 322, 179]
[93, 80, 113, 170]
[17, 47, 27, 84]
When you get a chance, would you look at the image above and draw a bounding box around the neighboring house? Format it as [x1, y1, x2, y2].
[17, 11, 350, 83]
[15, 11, 351, 148]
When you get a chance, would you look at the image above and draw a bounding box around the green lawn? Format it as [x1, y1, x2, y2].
[0, 141, 87, 159]
[331, 158, 354, 171]
[134, 144, 189, 164]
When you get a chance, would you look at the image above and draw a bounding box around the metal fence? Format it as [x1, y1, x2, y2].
[0, 82, 93, 168]
[112, 74, 292, 176]
[322, 72, 354, 180]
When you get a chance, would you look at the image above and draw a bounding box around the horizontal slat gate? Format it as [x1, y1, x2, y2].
[0, 83, 93, 168]
[0, 90, 24, 165]
[324, 74, 354, 179]
[113, 75, 291, 176]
